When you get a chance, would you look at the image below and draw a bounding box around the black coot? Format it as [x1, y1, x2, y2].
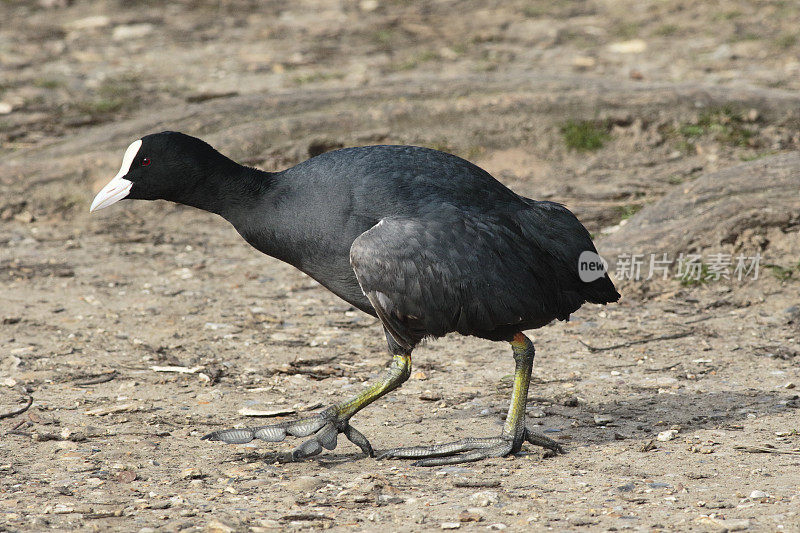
[91, 131, 619, 466]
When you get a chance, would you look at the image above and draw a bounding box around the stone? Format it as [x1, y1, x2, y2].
[112, 23, 154, 41]
[65, 15, 110, 31]
[594, 414, 615, 425]
[205, 519, 235, 533]
[657, 429, 678, 441]
[181, 468, 204, 480]
[470, 491, 499, 507]
[572, 56, 596, 69]
[608, 39, 647, 54]
[287, 475, 325, 492]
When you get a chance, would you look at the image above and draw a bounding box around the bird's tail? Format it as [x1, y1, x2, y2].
[521, 199, 621, 307]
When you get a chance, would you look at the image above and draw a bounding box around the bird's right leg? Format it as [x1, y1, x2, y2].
[379, 333, 564, 466]
[202, 352, 411, 460]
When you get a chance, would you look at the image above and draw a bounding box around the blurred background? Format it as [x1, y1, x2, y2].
[1, 1, 799, 531]
[2, 0, 799, 228]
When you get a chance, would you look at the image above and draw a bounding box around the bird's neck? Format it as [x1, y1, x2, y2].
[174, 158, 274, 221]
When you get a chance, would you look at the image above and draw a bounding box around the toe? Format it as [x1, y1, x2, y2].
[524, 425, 566, 453]
[412, 444, 512, 467]
[379, 438, 505, 460]
[292, 438, 323, 459]
[316, 423, 339, 450]
[253, 425, 288, 442]
[285, 416, 328, 438]
[201, 428, 255, 444]
[343, 424, 374, 457]
[200, 408, 373, 461]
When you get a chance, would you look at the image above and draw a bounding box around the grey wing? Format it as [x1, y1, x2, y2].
[349, 213, 562, 351]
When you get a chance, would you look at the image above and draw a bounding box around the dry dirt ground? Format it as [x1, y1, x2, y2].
[1, 1, 800, 532]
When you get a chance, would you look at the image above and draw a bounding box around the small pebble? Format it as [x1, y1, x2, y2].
[205, 520, 235, 533]
[594, 414, 615, 425]
[749, 489, 770, 499]
[607, 39, 647, 54]
[287, 475, 324, 492]
[617, 482, 635, 492]
[420, 391, 442, 401]
[359, 0, 379, 12]
[441, 523, 461, 530]
[470, 491, 499, 507]
[656, 429, 678, 441]
[562, 396, 579, 407]
[112, 23, 154, 41]
[181, 468, 204, 479]
[459, 510, 482, 522]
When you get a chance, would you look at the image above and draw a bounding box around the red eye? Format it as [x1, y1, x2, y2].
[142, 158, 151, 166]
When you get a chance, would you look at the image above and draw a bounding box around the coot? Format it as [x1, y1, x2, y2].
[91, 131, 619, 466]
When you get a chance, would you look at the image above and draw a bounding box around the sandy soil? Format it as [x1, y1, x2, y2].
[1, 1, 799, 531]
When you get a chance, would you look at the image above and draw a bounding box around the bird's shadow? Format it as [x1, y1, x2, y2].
[229, 449, 368, 467]
[540, 389, 798, 447]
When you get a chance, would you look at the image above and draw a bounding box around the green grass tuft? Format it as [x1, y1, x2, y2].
[655, 24, 679, 36]
[33, 78, 63, 89]
[390, 50, 439, 71]
[292, 71, 345, 85]
[74, 75, 143, 117]
[673, 106, 757, 148]
[561, 119, 611, 151]
[776, 33, 798, 49]
[679, 262, 710, 286]
[616, 204, 642, 220]
[765, 261, 800, 281]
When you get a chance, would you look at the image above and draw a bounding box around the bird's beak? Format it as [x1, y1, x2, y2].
[90, 139, 141, 212]
[90, 174, 133, 212]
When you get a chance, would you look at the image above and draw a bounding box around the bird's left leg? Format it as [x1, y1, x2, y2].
[202, 352, 411, 460]
[379, 333, 563, 466]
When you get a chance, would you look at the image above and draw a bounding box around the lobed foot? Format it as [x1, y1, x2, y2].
[201, 407, 373, 460]
[378, 423, 564, 467]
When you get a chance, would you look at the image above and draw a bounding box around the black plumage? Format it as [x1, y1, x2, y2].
[233, 144, 618, 347]
[92, 131, 619, 465]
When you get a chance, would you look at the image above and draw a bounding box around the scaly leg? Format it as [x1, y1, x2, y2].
[379, 333, 563, 466]
[202, 353, 411, 459]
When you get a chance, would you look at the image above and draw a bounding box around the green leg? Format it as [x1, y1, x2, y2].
[333, 353, 412, 419]
[503, 333, 535, 451]
[379, 333, 564, 466]
[202, 353, 412, 459]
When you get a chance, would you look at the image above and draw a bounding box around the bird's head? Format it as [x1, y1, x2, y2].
[90, 131, 230, 212]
